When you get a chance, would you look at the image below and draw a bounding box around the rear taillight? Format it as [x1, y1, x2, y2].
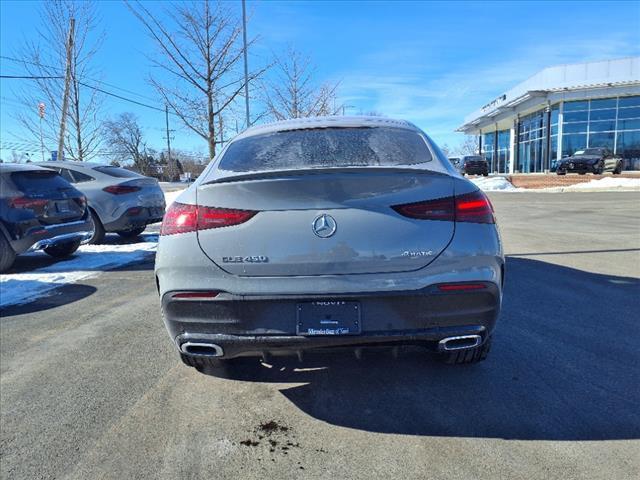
[391, 197, 455, 221]
[9, 197, 48, 209]
[160, 202, 257, 236]
[455, 191, 494, 224]
[392, 190, 494, 224]
[103, 185, 141, 195]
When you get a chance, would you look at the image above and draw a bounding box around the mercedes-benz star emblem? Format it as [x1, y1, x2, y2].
[312, 214, 337, 238]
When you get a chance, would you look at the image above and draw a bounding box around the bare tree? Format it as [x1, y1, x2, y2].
[103, 113, 152, 175]
[439, 143, 452, 157]
[456, 135, 480, 156]
[261, 48, 342, 121]
[127, 0, 265, 159]
[14, 0, 104, 161]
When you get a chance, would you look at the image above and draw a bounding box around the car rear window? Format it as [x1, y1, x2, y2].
[93, 166, 142, 178]
[10, 170, 71, 193]
[218, 127, 432, 172]
[464, 156, 484, 162]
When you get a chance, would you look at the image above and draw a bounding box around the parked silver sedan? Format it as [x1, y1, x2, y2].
[37, 161, 165, 243]
[155, 116, 504, 372]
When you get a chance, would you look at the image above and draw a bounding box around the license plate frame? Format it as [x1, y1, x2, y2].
[55, 200, 72, 213]
[296, 301, 361, 336]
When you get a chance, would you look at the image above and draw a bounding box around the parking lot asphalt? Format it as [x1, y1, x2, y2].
[1, 191, 639, 480]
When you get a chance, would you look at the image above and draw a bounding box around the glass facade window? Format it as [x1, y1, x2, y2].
[562, 134, 587, 157]
[496, 130, 509, 173]
[563, 100, 589, 111]
[517, 109, 548, 172]
[482, 132, 495, 171]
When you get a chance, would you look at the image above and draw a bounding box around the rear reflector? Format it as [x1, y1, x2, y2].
[103, 185, 141, 195]
[172, 291, 220, 299]
[392, 190, 494, 224]
[160, 202, 257, 235]
[437, 283, 487, 292]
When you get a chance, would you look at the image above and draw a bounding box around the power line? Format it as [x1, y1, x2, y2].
[0, 55, 159, 103]
[1, 73, 200, 121]
[0, 75, 62, 80]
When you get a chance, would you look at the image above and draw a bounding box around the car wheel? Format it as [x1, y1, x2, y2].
[117, 227, 146, 238]
[613, 163, 622, 174]
[594, 165, 604, 175]
[0, 231, 16, 273]
[87, 208, 105, 244]
[483, 172, 489, 177]
[44, 239, 81, 258]
[578, 172, 586, 175]
[439, 336, 492, 365]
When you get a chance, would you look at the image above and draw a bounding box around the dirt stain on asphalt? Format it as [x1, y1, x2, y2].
[238, 419, 304, 460]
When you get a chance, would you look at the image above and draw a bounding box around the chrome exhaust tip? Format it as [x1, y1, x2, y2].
[438, 335, 482, 352]
[180, 342, 224, 357]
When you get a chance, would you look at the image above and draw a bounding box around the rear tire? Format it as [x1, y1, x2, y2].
[483, 172, 489, 177]
[88, 208, 105, 244]
[117, 226, 146, 238]
[0, 231, 16, 273]
[439, 336, 492, 365]
[613, 163, 622, 174]
[44, 239, 81, 258]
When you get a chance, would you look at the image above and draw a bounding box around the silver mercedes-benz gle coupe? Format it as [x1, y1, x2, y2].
[155, 116, 504, 372]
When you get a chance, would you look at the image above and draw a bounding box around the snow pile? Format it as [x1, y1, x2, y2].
[0, 235, 158, 307]
[469, 176, 518, 192]
[563, 177, 640, 190]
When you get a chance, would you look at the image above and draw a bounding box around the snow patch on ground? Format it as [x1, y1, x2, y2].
[469, 176, 518, 191]
[0, 235, 158, 307]
[1, 187, 189, 308]
[562, 177, 640, 190]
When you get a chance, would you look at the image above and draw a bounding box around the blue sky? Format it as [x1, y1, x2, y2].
[1, 0, 639, 161]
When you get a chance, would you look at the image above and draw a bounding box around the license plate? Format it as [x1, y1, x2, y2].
[55, 201, 71, 213]
[296, 301, 361, 336]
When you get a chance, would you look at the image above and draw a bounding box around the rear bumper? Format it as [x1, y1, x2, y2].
[464, 166, 488, 175]
[162, 283, 501, 359]
[9, 217, 93, 255]
[103, 206, 164, 232]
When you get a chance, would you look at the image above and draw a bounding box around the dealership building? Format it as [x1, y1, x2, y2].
[457, 57, 640, 173]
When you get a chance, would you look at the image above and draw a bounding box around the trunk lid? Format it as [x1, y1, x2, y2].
[196, 168, 454, 276]
[10, 170, 85, 226]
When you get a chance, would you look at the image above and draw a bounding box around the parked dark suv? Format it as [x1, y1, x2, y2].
[0, 164, 93, 272]
[462, 155, 489, 176]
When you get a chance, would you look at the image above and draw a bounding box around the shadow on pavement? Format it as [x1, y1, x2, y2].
[202, 257, 640, 441]
[0, 283, 97, 317]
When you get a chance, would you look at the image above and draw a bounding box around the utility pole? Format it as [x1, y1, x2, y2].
[165, 105, 172, 163]
[38, 102, 45, 162]
[164, 105, 175, 179]
[241, 0, 250, 128]
[57, 17, 74, 162]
